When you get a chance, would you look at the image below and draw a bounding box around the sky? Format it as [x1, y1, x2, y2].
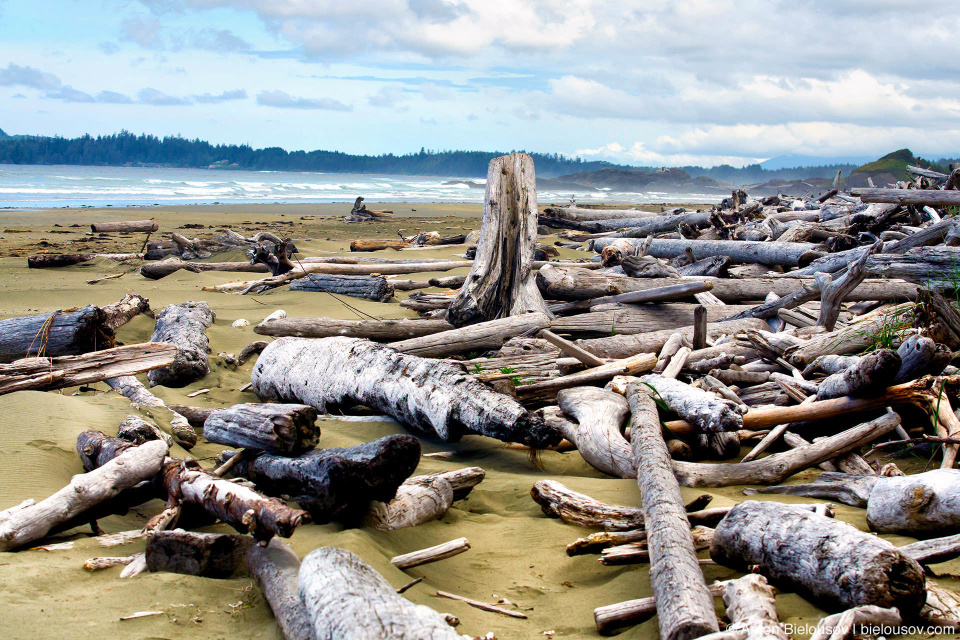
[1, 0, 959, 168]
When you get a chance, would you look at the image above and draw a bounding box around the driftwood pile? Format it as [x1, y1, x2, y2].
[8, 154, 960, 639]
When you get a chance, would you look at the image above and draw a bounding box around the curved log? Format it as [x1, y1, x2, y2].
[363, 475, 453, 531]
[710, 500, 927, 617]
[556, 387, 633, 478]
[203, 403, 320, 455]
[251, 337, 560, 447]
[147, 301, 215, 388]
[299, 547, 461, 640]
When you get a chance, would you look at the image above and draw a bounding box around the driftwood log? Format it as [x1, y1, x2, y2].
[447, 152, 550, 327]
[147, 301, 215, 388]
[27, 252, 144, 268]
[626, 383, 719, 640]
[592, 238, 823, 267]
[639, 373, 744, 432]
[288, 274, 394, 302]
[146, 530, 253, 579]
[0, 305, 114, 362]
[0, 343, 176, 396]
[0, 439, 167, 551]
[91, 220, 158, 232]
[391, 312, 552, 358]
[254, 316, 453, 341]
[363, 474, 454, 531]
[106, 374, 197, 448]
[710, 501, 927, 617]
[246, 539, 316, 640]
[251, 337, 560, 447]
[140, 257, 269, 280]
[228, 434, 421, 524]
[203, 403, 320, 455]
[816, 349, 901, 401]
[721, 574, 789, 640]
[100, 294, 153, 330]
[298, 547, 461, 640]
[555, 387, 633, 478]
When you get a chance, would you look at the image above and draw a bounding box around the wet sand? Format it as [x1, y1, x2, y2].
[0, 203, 954, 639]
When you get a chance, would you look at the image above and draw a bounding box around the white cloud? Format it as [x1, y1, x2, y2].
[256, 90, 351, 111]
[138, 87, 191, 105]
[0, 63, 61, 90]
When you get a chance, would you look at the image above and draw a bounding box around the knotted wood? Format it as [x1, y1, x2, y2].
[0, 305, 114, 363]
[203, 403, 320, 455]
[556, 387, 633, 478]
[147, 301, 215, 388]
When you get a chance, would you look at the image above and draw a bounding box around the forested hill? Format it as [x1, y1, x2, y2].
[0, 131, 622, 178]
[0, 127, 8, 139]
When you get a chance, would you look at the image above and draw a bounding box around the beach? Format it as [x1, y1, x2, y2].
[0, 202, 951, 640]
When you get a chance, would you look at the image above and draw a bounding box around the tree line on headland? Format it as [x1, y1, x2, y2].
[0, 128, 941, 183]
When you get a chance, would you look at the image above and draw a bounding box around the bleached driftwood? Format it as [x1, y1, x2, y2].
[721, 574, 789, 640]
[105, 374, 197, 448]
[816, 349, 901, 400]
[0, 439, 167, 551]
[147, 301, 215, 388]
[246, 539, 316, 640]
[299, 547, 461, 640]
[391, 312, 551, 358]
[710, 501, 927, 617]
[251, 337, 561, 447]
[391, 537, 471, 570]
[363, 475, 453, 531]
[626, 383, 719, 640]
[203, 403, 320, 455]
[556, 387, 633, 478]
[100, 294, 153, 330]
[639, 373, 744, 432]
[447, 153, 550, 327]
[254, 316, 453, 341]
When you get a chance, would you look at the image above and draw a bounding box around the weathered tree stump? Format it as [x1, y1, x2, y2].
[204, 403, 320, 455]
[710, 501, 927, 617]
[447, 152, 550, 327]
[251, 337, 560, 447]
[147, 301, 215, 388]
[298, 547, 461, 640]
[0, 305, 114, 363]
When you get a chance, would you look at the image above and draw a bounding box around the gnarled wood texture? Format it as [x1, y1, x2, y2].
[0, 305, 113, 363]
[246, 539, 316, 640]
[147, 301, 215, 388]
[204, 403, 320, 455]
[556, 387, 633, 478]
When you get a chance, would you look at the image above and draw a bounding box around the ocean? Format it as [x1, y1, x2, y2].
[0, 164, 717, 209]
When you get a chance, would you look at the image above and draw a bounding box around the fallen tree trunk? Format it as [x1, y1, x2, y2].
[146, 530, 252, 579]
[254, 316, 453, 341]
[0, 305, 114, 362]
[581, 210, 712, 234]
[349, 239, 408, 251]
[575, 319, 768, 360]
[298, 547, 461, 640]
[547, 281, 716, 314]
[390, 312, 552, 358]
[536, 265, 916, 303]
[543, 206, 657, 221]
[592, 238, 823, 267]
[556, 387, 633, 478]
[289, 274, 394, 302]
[447, 153, 550, 327]
[251, 337, 560, 447]
[147, 301, 215, 388]
[866, 469, 960, 535]
[710, 500, 927, 617]
[549, 305, 754, 337]
[27, 252, 144, 268]
[0, 439, 167, 551]
[816, 349, 902, 400]
[203, 403, 320, 455]
[140, 257, 269, 280]
[246, 539, 316, 640]
[721, 574, 789, 640]
[145, 258, 469, 282]
[672, 412, 901, 487]
[626, 382, 719, 640]
[0, 343, 176, 396]
[100, 294, 153, 330]
[91, 220, 158, 233]
[639, 374, 744, 433]
[227, 434, 421, 524]
[853, 188, 960, 207]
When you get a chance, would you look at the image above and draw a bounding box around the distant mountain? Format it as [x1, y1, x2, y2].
[0, 127, 8, 139]
[845, 149, 948, 188]
[759, 153, 873, 170]
[539, 167, 728, 194]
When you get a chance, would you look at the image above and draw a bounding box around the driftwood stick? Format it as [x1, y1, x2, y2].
[593, 582, 729, 635]
[540, 329, 605, 367]
[436, 590, 527, 619]
[816, 242, 878, 330]
[626, 382, 719, 640]
[391, 537, 470, 570]
[392, 312, 552, 358]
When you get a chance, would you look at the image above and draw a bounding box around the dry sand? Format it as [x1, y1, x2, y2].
[0, 203, 955, 639]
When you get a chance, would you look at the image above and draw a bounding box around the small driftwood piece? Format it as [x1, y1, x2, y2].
[246, 539, 316, 640]
[436, 590, 527, 619]
[721, 574, 789, 640]
[0, 439, 167, 551]
[146, 530, 253, 578]
[626, 382, 719, 640]
[517, 351, 657, 404]
[639, 373, 744, 432]
[100, 294, 153, 330]
[556, 387, 633, 478]
[203, 403, 320, 455]
[866, 469, 960, 535]
[710, 500, 927, 617]
[446, 153, 550, 327]
[288, 273, 394, 302]
[672, 412, 901, 488]
[228, 434, 421, 524]
[391, 537, 470, 570]
[364, 475, 453, 531]
[254, 316, 453, 341]
[252, 337, 560, 447]
[816, 349, 902, 400]
[299, 547, 461, 640]
[816, 242, 877, 330]
[117, 415, 172, 447]
[147, 301, 215, 388]
[0, 343, 176, 396]
[91, 220, 158, 233]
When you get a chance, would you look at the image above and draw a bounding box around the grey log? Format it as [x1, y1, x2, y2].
[556, 387, 633, 478]
[100, 293, 153, 330]
[721, 574, 789, 640]
[255, 317, 454, 341]
[639, 374, 744, 433]
[390, 312, 552, 358]
[586, 210, 712, 233]
[288, 273, 394, 302]
[447, 153, 550, 327]
[549, 304, 754, 337]
[251, 337, 560, 447]
[592, 238, 823, 268]
[247, 539, 316, 640]
[578, 319, 768, 360]
[626, 383, 719, 640]
[710, 500, 927, 617]
[91, 220, 159, 232]
[146, 530, 253, 579]
[0, 305, 114, 363]
[228, 434, 421, 524]
[147, 301, 215, 388]
[298, 547, 461, 640]
[866, 469, 960, 535]
[204, 404, 319, 455]
[853, 188, 960, 207]
[816, 349, 902, 401]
